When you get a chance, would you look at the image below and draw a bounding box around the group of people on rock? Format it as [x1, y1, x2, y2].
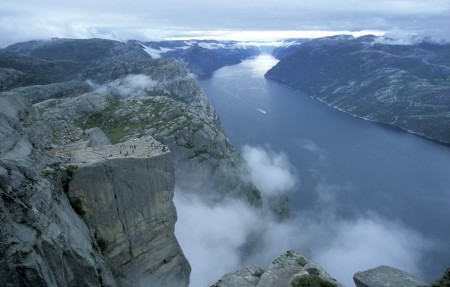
[110, 140, 169, 158]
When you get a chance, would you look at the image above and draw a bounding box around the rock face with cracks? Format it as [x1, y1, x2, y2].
[67, 138, 190, 287]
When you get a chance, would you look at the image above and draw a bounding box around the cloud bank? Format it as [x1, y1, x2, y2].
[87, 74, 159, 98]
[241, 145, 297, 196]
[174, 145, 432, 287]
[0, 0, 449, 47]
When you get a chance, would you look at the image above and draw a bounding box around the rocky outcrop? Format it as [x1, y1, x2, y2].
[0, 38, 202, 286]
[265, 35, 450, 143]
[211, 251, 343, 287]
[34, 86, 258, 203]
[0, 68, 25, 90]
[85, 127, 111, 147]
[66, 137, 190, 287]
[353, 265, 431, 287]
[8, 80, 91, 104]
[0, 89, 190, 287]
[433, 267, 450, 286]
[0, 90, 117, 286]
[1, 37, 263, 286]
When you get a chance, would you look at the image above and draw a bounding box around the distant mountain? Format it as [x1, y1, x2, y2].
[265, 35, 450, 143]
[0, 38, 153, 87]
[128, 40, 261, 79]
[271, 38, 309, 59]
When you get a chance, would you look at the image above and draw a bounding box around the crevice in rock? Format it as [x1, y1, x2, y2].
[143, 251, 181, 275]
[105, 165, 134, 267]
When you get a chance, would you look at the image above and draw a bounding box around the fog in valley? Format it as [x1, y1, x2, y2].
[174, 146, 430, 286]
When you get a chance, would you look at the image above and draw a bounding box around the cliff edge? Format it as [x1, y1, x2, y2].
[66, 138, 190, 286]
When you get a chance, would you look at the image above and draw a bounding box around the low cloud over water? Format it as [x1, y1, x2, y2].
[174, 145, 431, 286]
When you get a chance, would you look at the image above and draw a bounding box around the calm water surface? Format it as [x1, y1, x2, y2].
[200, 54, 450, 282]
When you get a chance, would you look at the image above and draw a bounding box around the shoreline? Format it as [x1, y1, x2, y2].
[266, 77, 450, 148]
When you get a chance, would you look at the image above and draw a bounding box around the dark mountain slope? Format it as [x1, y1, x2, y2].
[128, 40, 260, 79]
[265, 36, 450, 143]
[0, 38, 151, 86]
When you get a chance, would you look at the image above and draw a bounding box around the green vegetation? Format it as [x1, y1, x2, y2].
[217, 171, 262, 207]
[297, 256, 308, 266]
[76, 96, 204, 144]
[76, 99, 129, 143]
[66, 165, 78, 176]
[70, 197, 86, 216]
[433, 268, 450, 287]
[40, 168, 61, 177]
[41, 165, 77, 177]
[182, 141, 195, 149]
[96, 238, 108, 253]
[293, 275, 337, 287]
[434, 77, 450, 86]
[253, 269, 263, 278]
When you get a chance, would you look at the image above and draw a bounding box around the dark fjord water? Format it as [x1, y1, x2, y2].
[200, 54, 450, 282]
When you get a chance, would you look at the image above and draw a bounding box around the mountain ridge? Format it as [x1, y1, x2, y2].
[265, 35, 450, 144]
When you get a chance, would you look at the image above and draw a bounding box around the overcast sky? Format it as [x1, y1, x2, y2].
[0, 0, 449, 47]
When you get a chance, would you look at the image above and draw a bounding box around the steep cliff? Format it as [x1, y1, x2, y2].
[0, 91, 190, 286]
[1, 38, 258, 198]
[66, 138, 190, 287]
[265, 35, 450, 143]
[0, 93, 117, 286]
[0, 37, 261, 286]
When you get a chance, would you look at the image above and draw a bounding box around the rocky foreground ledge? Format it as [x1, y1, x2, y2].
[210, 251, 439, 287]
[210, 251, 344, 287]
[354, 265, 431, 287]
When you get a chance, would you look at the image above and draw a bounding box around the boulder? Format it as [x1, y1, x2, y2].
[85, 127, 111, 147]
[353, 265, 431, 287]
[211, 265, 264, 287]
[210, 251, 343, 287]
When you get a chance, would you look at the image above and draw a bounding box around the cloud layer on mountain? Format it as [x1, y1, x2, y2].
[1, 0, 449, 47]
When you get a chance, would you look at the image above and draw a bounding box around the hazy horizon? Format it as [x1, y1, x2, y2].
[1, 0, 449, 47]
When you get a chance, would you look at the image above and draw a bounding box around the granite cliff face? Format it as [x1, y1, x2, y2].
[66, 138, 190, 287]
[0, 92, 118, 286]
[266, 35, 450, 143]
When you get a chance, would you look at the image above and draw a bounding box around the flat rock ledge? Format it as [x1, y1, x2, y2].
[353, 265, 431, 287]
[46, 135, 169, 166]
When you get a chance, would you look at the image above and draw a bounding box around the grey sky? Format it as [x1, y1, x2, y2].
[0, 0, 449, 47]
